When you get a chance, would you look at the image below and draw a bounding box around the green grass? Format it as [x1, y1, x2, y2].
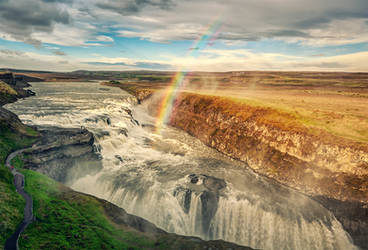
[24, 127, 39, 137]
[0, 122, 37, 164]
[0, 168, 25, 248]
[108, 80, 120, 84]
[0, 122, 37, 248]
[18, 169, 161, 249]
[10, 155, 24, 169]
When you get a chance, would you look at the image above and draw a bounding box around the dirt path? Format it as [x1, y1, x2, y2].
[4, 149, 33, 250]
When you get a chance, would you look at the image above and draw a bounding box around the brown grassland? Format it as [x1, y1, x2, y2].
[104, 71, 368, 146]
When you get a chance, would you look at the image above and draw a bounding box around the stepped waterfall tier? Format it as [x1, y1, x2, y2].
[5, 82, 358, 250]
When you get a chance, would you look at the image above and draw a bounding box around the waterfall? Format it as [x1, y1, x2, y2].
[72, 171, 356, 250]
[5, 81, 358, 250]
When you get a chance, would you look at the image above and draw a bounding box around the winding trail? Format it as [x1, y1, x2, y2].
[4, 149, 34, 250]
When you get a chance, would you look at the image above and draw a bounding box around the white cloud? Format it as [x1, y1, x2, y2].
[95, 35, 114, 42]
[5, 47, 363, 72]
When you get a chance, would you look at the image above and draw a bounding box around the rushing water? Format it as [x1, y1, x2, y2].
[5, 82, 358, 250]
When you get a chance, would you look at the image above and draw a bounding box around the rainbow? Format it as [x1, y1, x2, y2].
[155, 19, 223, 134]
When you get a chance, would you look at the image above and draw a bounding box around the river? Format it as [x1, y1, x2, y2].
[5, 81, 358, 250]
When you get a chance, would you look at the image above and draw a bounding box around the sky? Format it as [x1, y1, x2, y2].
[0, 0, 368, 72]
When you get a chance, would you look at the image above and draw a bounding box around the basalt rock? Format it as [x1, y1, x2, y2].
[314, 196, 368, 249]
[174, 174, 227, 235]
[22, 126, 103, 183]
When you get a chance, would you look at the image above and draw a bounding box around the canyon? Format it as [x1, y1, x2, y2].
[104, 71, 368, 249]
[2, 70, 367, 249]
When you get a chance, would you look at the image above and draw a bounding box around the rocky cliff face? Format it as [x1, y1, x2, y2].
[22, 126, 103, 183]
[0, 73, 35, 106]
[168, 93, 368, 203]
[163, 93, 368, 249]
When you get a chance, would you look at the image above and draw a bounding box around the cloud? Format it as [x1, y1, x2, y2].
[1, 0, 368, 47]
[52, 50, 67, 56]
[82, 48, 368, 72]
[0, 0, 367, 72]
[109, 0, 368, 45]
[58, 60, 69, 64]
[86, 59, 172, 70]
[96, 0, 173, 15]
[1, 47, 367, 72]
[0, 0, 70, 46]
[95, 35, 114, 42]
[292, 62, 347, 69]
[0, 0, 114, 47]
[0, 49, 25, 56]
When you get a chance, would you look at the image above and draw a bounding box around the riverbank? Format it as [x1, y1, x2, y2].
[105, 73, 368, 249]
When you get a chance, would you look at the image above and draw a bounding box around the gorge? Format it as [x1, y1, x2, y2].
[4, 81, 361, 250]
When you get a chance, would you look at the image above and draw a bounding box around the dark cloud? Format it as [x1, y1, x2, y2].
[1, 0, 368, 47]
[0, 49, 25, 56]
[295, 17, 331, 29]
[266, 30, 312, 38]
[41, 0, 72, 3]
[52, 50, 66, 56]
[109, 0, 368, 43]
[97, 0, 173, 15]
[0, 0, 70, 46]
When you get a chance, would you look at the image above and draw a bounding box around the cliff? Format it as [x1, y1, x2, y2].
[0, 73, 35, 106]
[21, 126, 103, 183]
[169, 93, 368, 203]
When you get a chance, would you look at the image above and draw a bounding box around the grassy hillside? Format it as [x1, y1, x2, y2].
[0, 167, 25, 248]
[0, 121, 38, 248]
[0, 78, 37, 247]
[0, 117, 161, 248]
[18, 169, 160, 249]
